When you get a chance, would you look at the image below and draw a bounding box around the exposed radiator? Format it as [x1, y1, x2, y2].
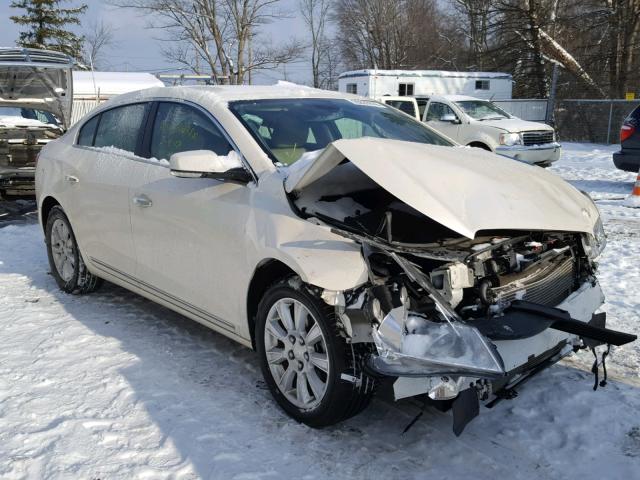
[491, 254, 575, 307]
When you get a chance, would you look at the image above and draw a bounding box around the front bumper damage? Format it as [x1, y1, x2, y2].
[338, 245, 636, 436]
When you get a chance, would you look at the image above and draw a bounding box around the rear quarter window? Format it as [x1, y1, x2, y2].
[94, 103, 148, 153]
[77, 115, 99, 146]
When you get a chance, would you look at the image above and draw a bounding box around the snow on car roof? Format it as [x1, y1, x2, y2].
[106, 82, 358, 108]
[432, 94, 489, 102]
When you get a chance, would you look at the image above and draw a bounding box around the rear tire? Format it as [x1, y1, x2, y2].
[256, 279, 376, 427]
[45, 206, 102, 294]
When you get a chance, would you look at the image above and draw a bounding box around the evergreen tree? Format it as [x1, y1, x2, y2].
[10, 0, 88, 60]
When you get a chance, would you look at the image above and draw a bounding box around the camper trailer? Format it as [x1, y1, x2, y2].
[338, 70, 513, 100]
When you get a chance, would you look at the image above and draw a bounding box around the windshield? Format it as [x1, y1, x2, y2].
[455, 100, 511, 121]
[0, 106, 61, 126]
[229, 98, 453, 165]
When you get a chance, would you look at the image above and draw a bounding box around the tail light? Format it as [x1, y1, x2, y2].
[621, 124, 635, 142]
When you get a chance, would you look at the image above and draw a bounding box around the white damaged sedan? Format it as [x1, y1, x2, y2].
[35, 85, 636, 435]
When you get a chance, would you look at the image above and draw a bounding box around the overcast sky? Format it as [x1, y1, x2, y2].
[0, 0, 312, 84]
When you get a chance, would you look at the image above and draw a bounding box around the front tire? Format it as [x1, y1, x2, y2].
[256, 280, 375, 427]
[45, 206, 102, 294]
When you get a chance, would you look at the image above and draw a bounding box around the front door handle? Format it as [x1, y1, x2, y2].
[132, 195, 153, 208]
[65, 175, 79, 183]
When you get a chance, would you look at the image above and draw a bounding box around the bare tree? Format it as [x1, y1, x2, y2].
[334, 0, 450, 71]
[318, 40, 341, 89]
[602, 0, 640, 97]
[110, 0, 303, 84]
[300, 0, 332, 88]
[450, 0, 494, 69]
[82, 20, 116, 69]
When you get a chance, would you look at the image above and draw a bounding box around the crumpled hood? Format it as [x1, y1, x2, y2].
[477, 117, 554, 133]
[285, 138, 599, 239]
[0, 48, 74, 129]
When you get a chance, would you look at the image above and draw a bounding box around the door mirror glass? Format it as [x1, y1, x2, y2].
[170, 149, 248, 182]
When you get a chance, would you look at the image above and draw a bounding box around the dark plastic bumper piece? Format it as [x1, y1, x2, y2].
[508, 301, 637, 347]
[452, 387, 480, 436]
[474, 300, 637, 347]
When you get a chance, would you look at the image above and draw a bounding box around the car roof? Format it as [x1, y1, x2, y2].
[429, 94, 486, 102]
[109, 83, 358, 107]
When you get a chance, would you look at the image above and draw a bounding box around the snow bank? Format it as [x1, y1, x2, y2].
[0, 142, 639, 478]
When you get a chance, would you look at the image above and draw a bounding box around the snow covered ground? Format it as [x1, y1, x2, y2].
[0, 143, 639, 479]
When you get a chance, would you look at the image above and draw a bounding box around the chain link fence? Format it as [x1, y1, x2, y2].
[554, 100, 640, 144]
[499, 99, 640, 144]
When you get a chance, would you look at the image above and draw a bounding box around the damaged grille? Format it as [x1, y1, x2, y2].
[522, 131, 554, 146]
[490, 255, 575, 307]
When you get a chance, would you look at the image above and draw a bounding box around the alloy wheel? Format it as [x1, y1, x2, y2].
[50, 218, 76, 282]
[263, 298, 330, 410]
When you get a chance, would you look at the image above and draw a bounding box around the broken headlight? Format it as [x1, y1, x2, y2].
[582, 216, 606, 259]
[579, 192, 606, 260]
[370, 254, 505, 378]
[372, 307, 505, 377]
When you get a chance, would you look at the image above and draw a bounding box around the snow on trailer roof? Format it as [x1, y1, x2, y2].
[72, 71, 165, 97]
[339, 69, 512, 80]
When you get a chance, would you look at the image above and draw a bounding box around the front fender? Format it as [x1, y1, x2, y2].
[272, 234, 369, 290]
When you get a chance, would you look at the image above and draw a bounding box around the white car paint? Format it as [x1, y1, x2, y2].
[36, 85, 372, 345]
[35, 85, 626, 430]
[286, 137, 598, 239]
[420, 94, 561, 165]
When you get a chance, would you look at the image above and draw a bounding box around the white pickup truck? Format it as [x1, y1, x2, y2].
[378, 94, 561, 167]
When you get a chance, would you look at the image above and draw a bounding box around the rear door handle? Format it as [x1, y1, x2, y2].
[132, 194, 153, 208]
[65, 175, 79, 183]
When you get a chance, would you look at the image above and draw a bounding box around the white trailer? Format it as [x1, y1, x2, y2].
[338, 69, 513, 100]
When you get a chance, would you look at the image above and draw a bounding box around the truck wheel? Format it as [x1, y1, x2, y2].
[45, 206, 102, 294]
[256, 280, 376, 427]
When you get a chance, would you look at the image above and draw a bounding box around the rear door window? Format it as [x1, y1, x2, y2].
[94, 103, 148, 153]
[150, 102, 233, 160]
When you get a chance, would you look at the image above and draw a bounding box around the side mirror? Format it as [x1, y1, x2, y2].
[440, 114, 460, 124]
[169, 150, 251, 183]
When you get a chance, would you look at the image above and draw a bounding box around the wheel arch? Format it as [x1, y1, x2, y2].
[467, 141, 493, 151]
[40, 196, 61, 233]
[246, 258, 298, 349]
